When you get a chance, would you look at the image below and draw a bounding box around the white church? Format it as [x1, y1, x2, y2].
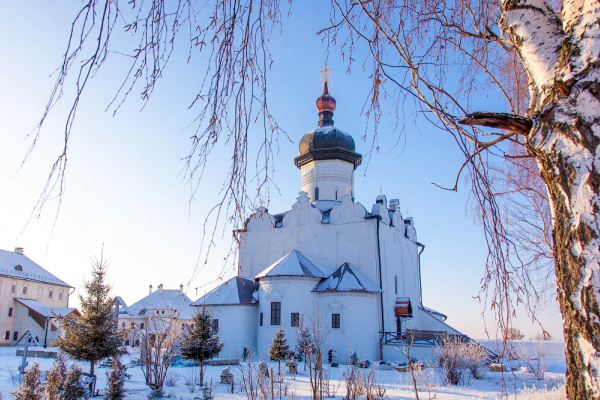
[193, 82, 466, 362]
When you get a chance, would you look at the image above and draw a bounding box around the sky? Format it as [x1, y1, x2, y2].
[0, 2, 564, 340]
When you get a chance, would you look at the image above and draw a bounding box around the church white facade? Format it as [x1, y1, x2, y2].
[193, 83, 462, 362]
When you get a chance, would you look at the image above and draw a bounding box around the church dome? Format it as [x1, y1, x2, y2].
[294, 83, 362, 170]
[298, 127, 356, 154]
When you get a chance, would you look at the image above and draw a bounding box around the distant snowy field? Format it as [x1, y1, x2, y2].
[0, 341, 566, 399]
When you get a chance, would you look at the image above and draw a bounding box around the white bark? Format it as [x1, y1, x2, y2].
[502, 0, 600, 396]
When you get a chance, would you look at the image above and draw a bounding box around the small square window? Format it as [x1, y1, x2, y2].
[259, 312, 263, 326]
[49, 291, 53, 299]
[332, 313, 340, 329]
[8, 308, 13, 317]
[291, 312, 299, 327]
[22, 287, 27, 295]
[13, 331, 18, 341]
[4, 331, 9, 340]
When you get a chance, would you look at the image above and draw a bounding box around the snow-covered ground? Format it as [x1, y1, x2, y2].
[0, 341, 566, 399]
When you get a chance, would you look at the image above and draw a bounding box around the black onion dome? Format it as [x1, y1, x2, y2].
[294, 83, 362, 170]
[299, 127, 356, 154]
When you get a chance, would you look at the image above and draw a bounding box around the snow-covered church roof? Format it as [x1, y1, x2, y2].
[314, 262, 382, 293]
[125, 286, 195, 319]
[0, 248, 71, 287]
[254, 250, 331, 280]
[192, 277, 258, 306]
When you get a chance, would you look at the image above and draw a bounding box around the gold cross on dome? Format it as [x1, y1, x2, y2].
[320, 64, 332, 84]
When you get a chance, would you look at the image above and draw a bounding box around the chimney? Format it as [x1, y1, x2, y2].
[179, 284, 184, 295]
[389, 199, 400, 211]
[149, 285, 153, 294]
[158, 284, 163, 294]
[14, 247, 24, 255]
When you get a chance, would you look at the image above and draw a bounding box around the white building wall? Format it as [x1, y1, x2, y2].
[256, 277, 322, 357]
[300, 160, 354, 202]
[0, 277, 70, 346]
[239, 199, 380, 285]
[208, 305, 258, 359]
[317, 293, 380, 362]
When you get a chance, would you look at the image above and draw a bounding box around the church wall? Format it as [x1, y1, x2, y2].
[300, 160, 354, 202]
[239, 207, 381, 285]
[317, 292, 380, 362]
[377, 220, 423, 334]
[255, 276, 322, 357]
[208, 305, 258, 359]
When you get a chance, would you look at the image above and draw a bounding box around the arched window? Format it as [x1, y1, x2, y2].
[14, 265, 22, 271]
[314, 187, 320, 201]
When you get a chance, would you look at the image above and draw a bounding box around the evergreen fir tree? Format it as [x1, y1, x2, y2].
[106, 355, 129, 400]
[269, 328, 289, 375]
[57, 254, 120, 376]
[11, 360, 43, 400]
[44, 355, 67, 400]
[181, 306, 224, 386]
[295, 325, 314, 363]
[63, 365, 87, 400]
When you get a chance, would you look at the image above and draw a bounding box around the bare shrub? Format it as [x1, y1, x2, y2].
[517, 343, 547, 380]
[433, 336, 469, 386]
[342, 364, 365, 400]
[184, 368, 199, 393]
[365, 369, 386, 400]
[165, 372, 179, 387]
[465, 342, 489, 380]
[138, 314, 181, 392]
[238, 354, 259, 400]
[507, 328, 525, 341]
[323, 368, 341, 398]
[7, 367, 19, 386]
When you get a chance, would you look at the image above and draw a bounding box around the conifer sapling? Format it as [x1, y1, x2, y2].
[269, 327, 289, 375]
[63, 364, 87, 400]
[11, 360, 43, 400]
[57, 253, 120, 377]
[181, 306, 224, 386]
[44, 354, 67, 400]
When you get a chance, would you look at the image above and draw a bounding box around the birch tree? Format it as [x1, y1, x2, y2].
[24, 0, 600, 398]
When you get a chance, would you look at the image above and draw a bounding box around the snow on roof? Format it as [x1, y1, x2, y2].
[0, 249, 71, 287]
[254, 250, 331, 280]
[126, 289, 195, 319]
[314, 262, 382, 293]
[15, 298, 77, 318]
[312, 200, 341, 213]
[192, 277, 258, 306]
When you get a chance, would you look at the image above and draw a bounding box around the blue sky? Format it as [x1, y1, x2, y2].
[0, 2, 563, 340]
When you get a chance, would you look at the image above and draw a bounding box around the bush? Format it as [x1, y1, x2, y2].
[106, 356, 129, 399]
[507, 327, 525, 340]
[12, 361, 43, 400]
[433, 336, 469, 385]
[63, 365, 87, 400]
[44, 355, 67, 399]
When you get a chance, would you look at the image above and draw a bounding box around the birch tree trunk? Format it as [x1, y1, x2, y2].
[503, 0, 600, 396]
